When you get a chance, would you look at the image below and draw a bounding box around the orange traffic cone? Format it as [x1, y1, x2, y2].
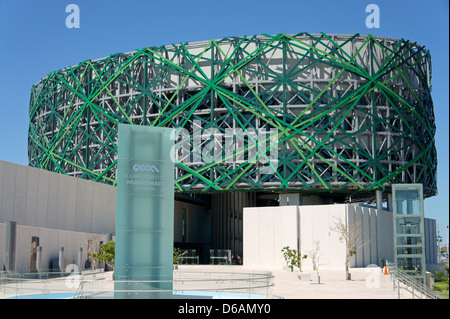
[383, 265, 388, 275]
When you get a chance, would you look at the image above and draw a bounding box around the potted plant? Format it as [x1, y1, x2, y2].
[173, 248, 188, 269]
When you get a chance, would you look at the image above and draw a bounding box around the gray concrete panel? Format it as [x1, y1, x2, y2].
[47, 173, 59, 229]
[56, 175, 69, 230]
[25, 166, 39, 226]
[75, 178, 86, 232]
[66, 176, 77, 231]
[370, 209, 378, 264]
[0, 160, 116, 235]
[84, 181, 94, 233]
[1, 162, 17, 223]
[91, 182, 102, 234]
[14, 164, 28, 225]
[36, 169, 49, 228]
[0, 161, 3, 221]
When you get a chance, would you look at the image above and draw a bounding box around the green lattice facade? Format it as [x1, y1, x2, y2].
[28, 33, 437, 199]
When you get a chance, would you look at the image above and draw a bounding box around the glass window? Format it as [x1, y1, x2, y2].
[397, 247, 423, 255]
[396, 236, 422, 245]
[394, 189, 420, 215]
[395, 217, 422, 235]
[392, 184, 425, 284]
[397, 257, 423, 272]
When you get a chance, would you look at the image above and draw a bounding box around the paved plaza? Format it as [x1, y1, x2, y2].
[179, 265, 400, 299]
[1, 265, 424, 299]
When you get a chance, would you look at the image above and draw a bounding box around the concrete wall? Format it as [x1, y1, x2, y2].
[346, 204, 394, 267]
[297, 204, 348, 269]
[0, 160, 211, 272]
[243, 204, 394, 269]
[0, 160, 116, 234]
[0, 222, 110, 272]
[0, 160, 115, 272]
[243, 206, 298, 269]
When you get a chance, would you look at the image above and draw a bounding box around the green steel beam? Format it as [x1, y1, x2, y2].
[28, 33, 437, 199]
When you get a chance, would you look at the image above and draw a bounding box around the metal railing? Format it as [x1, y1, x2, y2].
[1, 269, 274, 299]
[386, 262, 439, 299]
[0, 270, 106, 299]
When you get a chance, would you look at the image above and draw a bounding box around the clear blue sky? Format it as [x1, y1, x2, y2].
[0, 0, 448, 239]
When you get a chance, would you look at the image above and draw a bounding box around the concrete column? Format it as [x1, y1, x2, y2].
[77, 247, 83, 271]
[36, 246, 42, 273]
[387, 193, 392, 212]
[4, 221, 17, 273]
[376, 190, 383, 211]
[58, 247, 64, 272]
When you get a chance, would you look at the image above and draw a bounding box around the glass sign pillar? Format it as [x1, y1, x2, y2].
[392, 184, 426, 286]
[114, 124, 174, 299]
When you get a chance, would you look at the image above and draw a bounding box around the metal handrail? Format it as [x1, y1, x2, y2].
[386, 262, 439, 299]
[1, 270, 274, 299]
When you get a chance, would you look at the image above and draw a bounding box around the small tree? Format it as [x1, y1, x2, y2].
[294, 250, 308, 272]
[308, 241, 321, 277]
[282, 246, 292, 269]
[432, 266, 449, 284]
[81, 234, 103, 270]
[92, 241, 115, 271]
[281, 246, 307, 272]
[330, 215, 369, 280]
[173, 248, 188, 265]
[432, 266, 449, 297]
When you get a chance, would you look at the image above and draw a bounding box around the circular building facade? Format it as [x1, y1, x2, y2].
[28, 33, 437, 200]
